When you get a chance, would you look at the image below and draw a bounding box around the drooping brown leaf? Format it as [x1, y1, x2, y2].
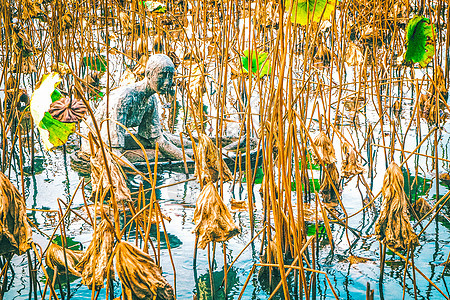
[193, 182, 240, 249]
[341, 143, 364, 178]
[320, 163, 340, 204]
[20, 0, 43, 20]
[116, 241, 175, 300]
[194, 134, 233, 185]
[413, 197, 432, 219]
[375, 162, 418, 250]
[48, 97, 87, 123]
[76, 218, 115, 290]
[119, 12, 132, 35]
[45, 243, 84, 276]
[90, 146, 132, 203]
[0, 172, 33, 256]
[310, 131, 337, 165]
[344, 42, 364, 66]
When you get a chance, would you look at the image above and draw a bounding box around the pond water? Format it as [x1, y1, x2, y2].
[4, 111, 450, 300]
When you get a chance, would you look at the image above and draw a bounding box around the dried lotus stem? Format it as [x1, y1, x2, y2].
[45, 243, 84, 277]
[76, 218, 115, 290]
[193, 182, 240, 249]
[0, 172, 33, 256]
[194, 134, 233, 185]
[320, 163, 340, 204]
[310, 131, 337, 165]
[341, 143, 365, 178]
[375, 162, 418, 250]
[115, 241, 175, 300]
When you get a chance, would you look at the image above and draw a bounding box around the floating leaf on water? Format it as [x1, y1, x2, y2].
[309, 131, 337, 165]
[440, 173, 450, 186]
[348, 255, 370, 264]
[287, 0, 336, 26]
[45, 243, 84, 276]
[194, 134, 233, 185]
[193, 182, 240, 249]
[0, 172, 33, 256]
[375, 162, 418, 250]
[76, 219, 115, 290]
[241, 49, 271, 78]
[116, 241, 175, 300]
[48, 97, 87, 123]
[404, 16, 435, 68]
[230, 198, 247, 211]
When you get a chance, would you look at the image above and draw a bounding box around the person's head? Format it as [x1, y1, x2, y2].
[145, 54, 175, 94]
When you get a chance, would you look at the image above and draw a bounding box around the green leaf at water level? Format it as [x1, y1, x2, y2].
[83, 55, 107, 72]
[242, 166, 264, 184]
[404, 16, 435, 68]
[287, 0, 337, 26]
[52, 235, 82, 251]
[241, 50, 271, 78]
[307, 223, 324, 236]
[291, 178, 320, 191]
[402, 168, 432, 199]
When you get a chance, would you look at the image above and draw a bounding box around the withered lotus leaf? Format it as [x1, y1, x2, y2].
[45, 243, 84, 276]
[413, 197, 432, 219]
[375, 162, 418, 250]
[194, 134, 233, 185]
[90, 147, 132, 203]
[341, 143, 365, 177]
[49, 97, 87, 123]
[116, 241, 175, 300]
[0, 172, 33, 256]
[310, 131, 337, 165]
[193, 182, 240, 249]
[320, 163, 340, 204]
[76, 219, 115, 290]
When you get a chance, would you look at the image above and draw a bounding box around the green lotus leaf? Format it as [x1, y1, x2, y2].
[241, 49, 271, 78]
[404, 16, 435, 68]
[82, 55, 107, 72]
[287, 0, 337, 26]
[30, 72, 76, 150]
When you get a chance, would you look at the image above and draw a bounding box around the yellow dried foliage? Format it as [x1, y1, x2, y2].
[193, 182, 240, 249]
[344, 42, 364, 66]
[194, 134, 233, 185]
[116, 241, 175, 300]
[90, 147, 132, 203]
[45, 243, 84, 276]
[375, 162, 418, 250]
[413, 198, 432, 219]
[119, 12, 132, 35]
[348, 255, 370, 264]
[341, 143, 364, 177]
[310, 131, 337, 165]
[0, 172, 33, 256]
[320, 163, 340, 203]
[20, 0, 42, 20]
[76, 219, 115, 290]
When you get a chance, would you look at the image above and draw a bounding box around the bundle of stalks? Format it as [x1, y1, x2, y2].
[341, 142, 364, 177]
[0, 172, 33, 256]
[320, 163, 340, 204]
[375, 162, 418, 250]
[76, 218, 115, 290]
[419, 65, 449, 124]
[194, 134, 233, 185]
[193, 182, 240, 249]
[116, 241, 175, 300]
[45, 243, 84, 276]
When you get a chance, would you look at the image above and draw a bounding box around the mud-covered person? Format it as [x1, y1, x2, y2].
[81, 54, 188, 165]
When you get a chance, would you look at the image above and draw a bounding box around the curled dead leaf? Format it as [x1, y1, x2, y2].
[320, 163, 340, 204]
[310, 131, 337, 165]
[45, 243, 84, 276]
[348, 255, 370, 264]
[230, 198, 247, 211]
[193, 182, 240, 249]
[341, 143, 364, 178]
[413, 198, 432, 219]
[76, 219, 115, 290]
[0, 172, 33, 255]
[116, 241, 175, 300]
[375, 162, 418, 250]
[344, 42, 364, 66]
[48, 97, 87, 123]
[194, 134, 233, 185]
[119, 12, 132, 35]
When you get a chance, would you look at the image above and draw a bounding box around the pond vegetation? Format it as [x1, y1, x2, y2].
[0, 0, 450, 299]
